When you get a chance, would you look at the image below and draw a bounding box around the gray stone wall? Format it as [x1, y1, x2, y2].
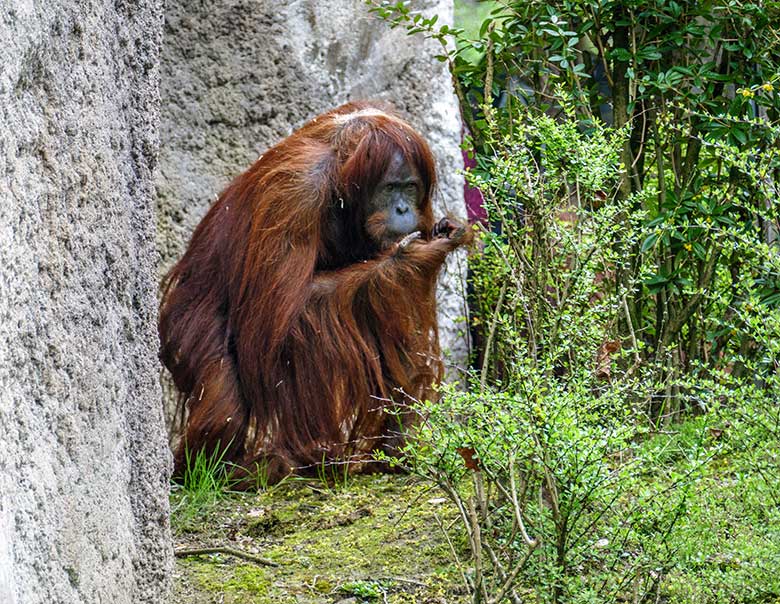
[0, 2, 172, 603]
[156, 1, 470, 416]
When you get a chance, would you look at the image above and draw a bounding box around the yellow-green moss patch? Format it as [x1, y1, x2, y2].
[171, 475, 468, 604]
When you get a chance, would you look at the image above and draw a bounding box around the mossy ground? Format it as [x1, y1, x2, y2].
[171, 474, 469, 604]
[170, 419, 780, 603]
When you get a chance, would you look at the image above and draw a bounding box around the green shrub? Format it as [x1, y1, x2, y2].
[369, 2, 780, 602]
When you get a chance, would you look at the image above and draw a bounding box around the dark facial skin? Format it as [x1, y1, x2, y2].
[367, 152, 422, 246]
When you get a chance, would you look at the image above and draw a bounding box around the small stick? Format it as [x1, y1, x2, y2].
[376, 576, 427, 588]
[174, 546, 279, 567]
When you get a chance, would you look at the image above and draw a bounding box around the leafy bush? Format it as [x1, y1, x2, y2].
[369, 2, 780, 602]
[390, 108, 695, 604]
[369, 0, 780, 405]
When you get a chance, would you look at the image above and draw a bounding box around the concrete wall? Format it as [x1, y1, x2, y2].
[0, 2, 172, 602]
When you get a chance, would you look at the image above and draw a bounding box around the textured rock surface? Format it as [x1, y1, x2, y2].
[157, 1, 470, 419]
[0, 2, 172, 603]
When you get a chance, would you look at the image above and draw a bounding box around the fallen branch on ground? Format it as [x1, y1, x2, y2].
[174, 546, 279, 567]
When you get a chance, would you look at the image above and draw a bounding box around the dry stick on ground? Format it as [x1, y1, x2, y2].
[375, 576, 428, 588]
[174, 546, 279, 567]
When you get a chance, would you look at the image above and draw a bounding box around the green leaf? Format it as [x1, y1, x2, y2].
[641, 233, 660, 253]
[760, 292, 780, 307]
[731, 127, 748, 145]
[611, 48, 632, 62]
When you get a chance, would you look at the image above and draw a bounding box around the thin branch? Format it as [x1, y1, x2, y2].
[480, 279, 508, 392]
[622, 293, 642, 369]
[508, 455, 539, 548]
[433, 511, 472, 594]
[174, 546, 279, 567]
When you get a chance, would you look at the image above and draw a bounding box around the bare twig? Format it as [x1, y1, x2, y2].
[376, 576, 428, 588]
[508, 455, 538, 548]
[483, 21, 497, 136]
[622, 294, 642, 373]
[480, 280, 508, 393]
[432, 510, 471, 593]
[467, 496, 487, 603]
[174, 546, 278, 567]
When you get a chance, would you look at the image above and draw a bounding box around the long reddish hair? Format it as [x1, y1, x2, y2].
[160, 101, 454, 480]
